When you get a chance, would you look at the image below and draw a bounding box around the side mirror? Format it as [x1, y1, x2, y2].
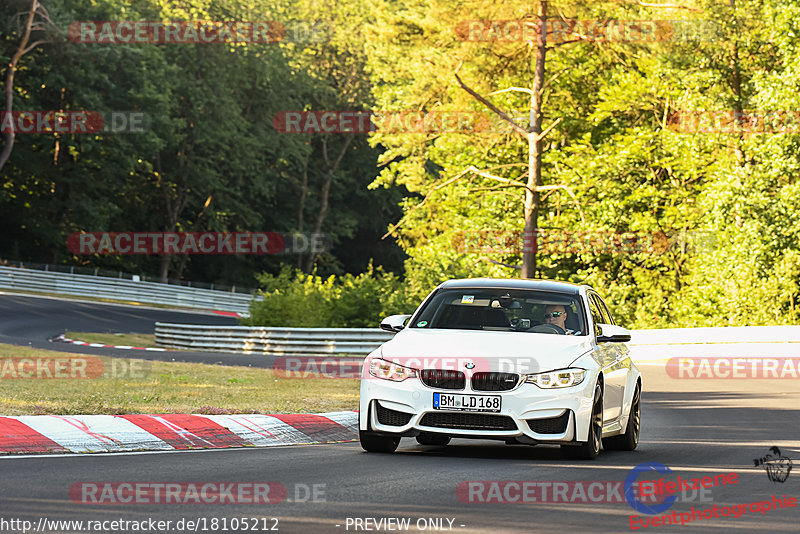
[596, 324, 631, 343]
[380, 314, 411, 333]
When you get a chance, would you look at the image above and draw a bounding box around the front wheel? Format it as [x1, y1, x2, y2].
[359, 430, 400, 453]
[603, 383, 640, 451]
[561, 384, 603, 460]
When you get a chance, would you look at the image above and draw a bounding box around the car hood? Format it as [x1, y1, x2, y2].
[378, 328, 593, 374]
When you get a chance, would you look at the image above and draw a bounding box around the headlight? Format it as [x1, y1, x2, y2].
[369, 358, 418, 382]
[524, 368, 586, 388]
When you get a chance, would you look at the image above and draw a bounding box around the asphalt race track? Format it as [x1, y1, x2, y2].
[1, 292, 798, 533]
[0, 293, 287, 368]
[1, 365, 798, 534]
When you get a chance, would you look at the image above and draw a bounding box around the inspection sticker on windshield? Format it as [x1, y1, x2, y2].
[433, 393, 501, 412]
[461, 295, 475, 304]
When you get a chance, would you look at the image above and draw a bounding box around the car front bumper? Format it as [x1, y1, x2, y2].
[359, 370, 598, 443]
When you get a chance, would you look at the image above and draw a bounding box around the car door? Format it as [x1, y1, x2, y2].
[596, 293, 633, 418]
[588, 292, 627, 422]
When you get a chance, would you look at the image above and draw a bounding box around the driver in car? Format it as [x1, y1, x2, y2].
[544, 304, 577, 335]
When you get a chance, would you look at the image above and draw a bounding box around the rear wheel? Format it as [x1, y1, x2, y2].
[416, 433, 451, 446]
[603, 383, 640, 451]
[562, 384, 603, 460]
[359, 430, 400, 453]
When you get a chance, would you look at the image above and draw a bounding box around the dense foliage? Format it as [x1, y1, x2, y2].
[2, 0, 798, 328]
[243, 265, 415, 327]
[0, 0, 405, 287]
[364, 0, 800, 328]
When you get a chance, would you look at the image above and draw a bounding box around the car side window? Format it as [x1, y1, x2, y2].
[590, 294, 611, 325]
[596, 294, 616, 325]
[587, 294, 604, 336]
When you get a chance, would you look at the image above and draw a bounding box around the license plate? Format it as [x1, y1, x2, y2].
[433, 393, 501, 412]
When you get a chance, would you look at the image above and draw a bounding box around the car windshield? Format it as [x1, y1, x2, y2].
[409, 288, 587, 335]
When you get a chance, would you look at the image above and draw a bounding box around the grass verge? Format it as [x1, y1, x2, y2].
[65, 331, 159, 348]
[0, 343, 359, 415]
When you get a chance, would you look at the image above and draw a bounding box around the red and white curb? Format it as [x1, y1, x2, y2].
[212, 310, 244, 318]
[0, 411, 358, 454]
[53, 334, 169, 352]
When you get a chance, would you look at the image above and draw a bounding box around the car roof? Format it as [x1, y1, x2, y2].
[439, 278, 589, 296]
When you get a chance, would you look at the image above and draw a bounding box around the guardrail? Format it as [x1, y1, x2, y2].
[154, 323, 800, 358]
[626, 326, 800, 344]
[155, 323, 394, 355]
[0, 259, 254, 293]
[0, 265, 258, 314]
[628, 325, 800, 361]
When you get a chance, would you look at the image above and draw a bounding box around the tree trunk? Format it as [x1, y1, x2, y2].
[158, 253, 171, 283]
[520, 1, 548, 279]
[302, 135, 353, 273]
[730, 13, 746, 166]
[156, 154, 186, 283]
[296, 150, 310, 269]
[0, 0, 39, 173]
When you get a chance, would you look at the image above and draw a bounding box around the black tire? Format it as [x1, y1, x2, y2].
[359, 430, 400, 453]
[416, 433, 451, 446]
[561, 384, 603, 460]
[603, 383, 640, 451]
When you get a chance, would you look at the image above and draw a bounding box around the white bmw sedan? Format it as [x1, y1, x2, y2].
[359, 278, 641, 460]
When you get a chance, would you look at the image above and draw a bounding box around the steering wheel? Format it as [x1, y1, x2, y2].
[529, 323, 566, 335]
